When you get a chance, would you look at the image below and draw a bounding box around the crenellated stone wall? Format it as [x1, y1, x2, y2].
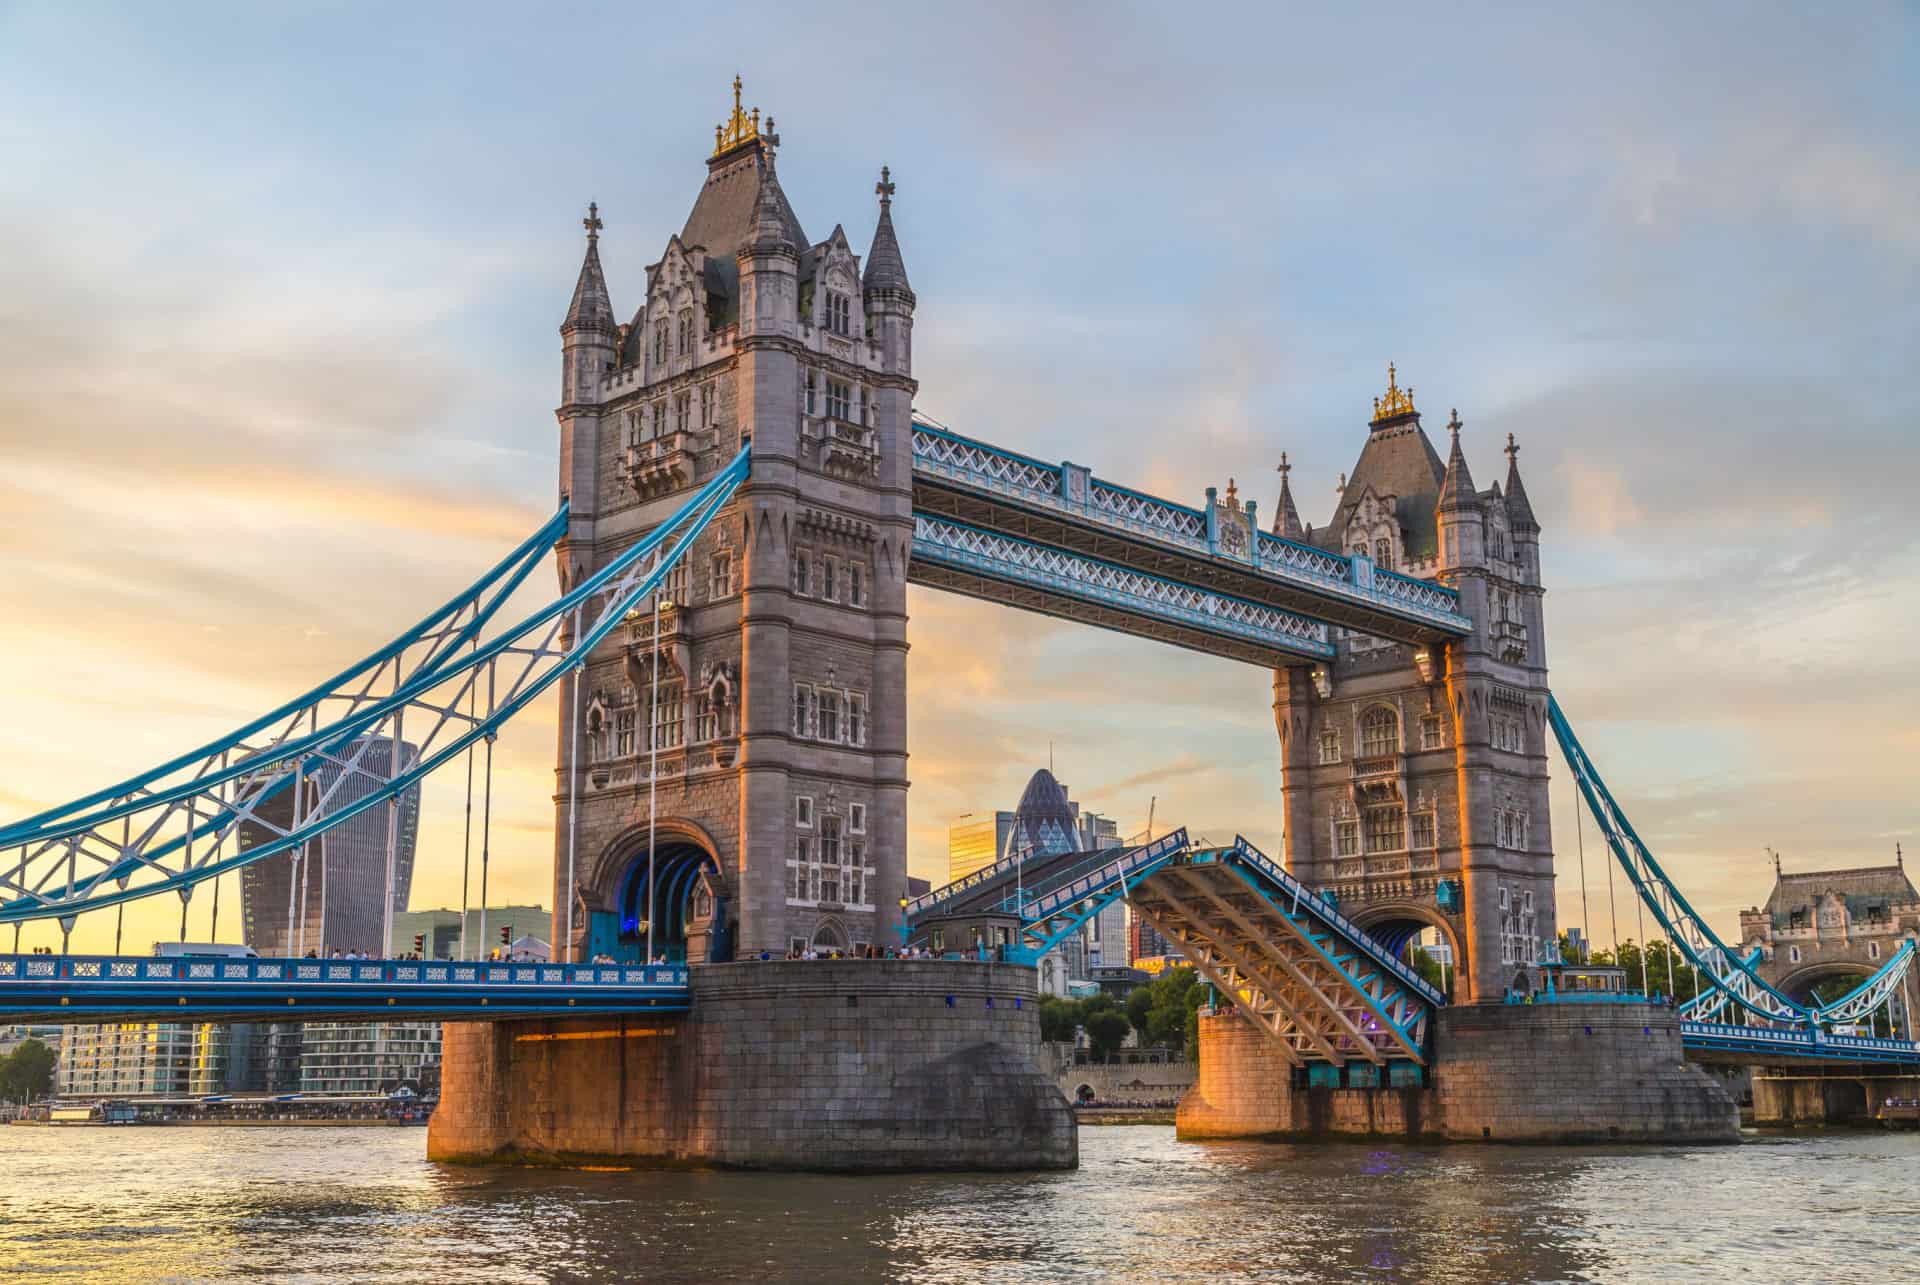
[1178, 1003, 1739, 1144]
[429, 960, 1076, 1171]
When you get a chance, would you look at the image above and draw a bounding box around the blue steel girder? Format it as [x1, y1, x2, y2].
[1681, 1020, 1920, 1067]
[0, 448, 751, 925]
[0, 953, 691, 1024]
[909, 419, 1471, 646]
[1009, 831, 1193, 957]
[1126, 841, 1440, 1066]
[1550, 695, 1920, 1033]
[909, 514, 1336, 668]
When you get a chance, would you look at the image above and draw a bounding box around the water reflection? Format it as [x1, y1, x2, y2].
[2, 1125, 1917, 1282]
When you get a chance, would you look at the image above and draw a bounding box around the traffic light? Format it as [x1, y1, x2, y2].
[412, 933, 425, 956]
[500, 925, 511, 946]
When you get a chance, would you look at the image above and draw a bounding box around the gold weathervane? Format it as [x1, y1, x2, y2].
[1371, 362, 1417, 422]
[713, 74, 762, 157]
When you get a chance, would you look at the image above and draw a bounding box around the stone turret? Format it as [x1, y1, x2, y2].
[1271, 453, 1305, 540]
[862, 166, 915, 378]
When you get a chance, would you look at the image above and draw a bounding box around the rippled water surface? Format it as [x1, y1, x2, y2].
[4, 1124, 1918, 1282]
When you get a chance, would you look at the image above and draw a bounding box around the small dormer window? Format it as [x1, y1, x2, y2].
[1374, 538, 1394, 572]
[827, 291, 851, 336]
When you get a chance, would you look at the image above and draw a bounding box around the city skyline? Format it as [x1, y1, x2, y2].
[3, 4, 1916, 958]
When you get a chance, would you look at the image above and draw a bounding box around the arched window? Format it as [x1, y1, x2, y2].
[1373, 538, 1394, 571]
[1361, 706, 1400, 757]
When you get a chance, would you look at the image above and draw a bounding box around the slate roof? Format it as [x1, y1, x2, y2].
[1505, 453, 1539, 532]
[1765, 865, 1919, 920]
[1313, 419, 1449, 559]
[863, 200, 911, 293]
[563, 239, 615, 333]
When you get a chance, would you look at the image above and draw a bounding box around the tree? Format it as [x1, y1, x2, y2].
[1038, 996, 1079, 1044]
[1084, 1010, 1131, 1061]
[0, 1039, 55, 1103]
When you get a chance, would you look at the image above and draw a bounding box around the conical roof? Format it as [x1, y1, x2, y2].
[863, 166, 911, 293]
[563, 206, 615, 334]
[1271, 454, 1305, 540]
[1436, 412, 1481, 513]
[747, 150, 798, 255]
[1504, 434, 1539, 532]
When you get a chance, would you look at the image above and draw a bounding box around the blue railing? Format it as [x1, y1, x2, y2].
[0, 953, 687, 990]
[1681, 1019, 1920, 1064]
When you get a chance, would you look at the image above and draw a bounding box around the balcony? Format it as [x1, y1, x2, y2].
[622, 431, 698, 497]
[1491, 618, 1529, 663]
[1349, 753, 1402, 804]
[805, 416, 880, 479]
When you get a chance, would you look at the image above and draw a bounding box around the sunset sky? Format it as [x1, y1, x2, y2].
[3, 3, 1915, 955]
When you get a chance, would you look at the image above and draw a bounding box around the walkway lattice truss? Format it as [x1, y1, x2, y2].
[0, 449, 751, 927]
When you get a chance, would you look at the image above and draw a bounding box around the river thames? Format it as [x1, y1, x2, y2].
[4, 1125, 1918, 1282]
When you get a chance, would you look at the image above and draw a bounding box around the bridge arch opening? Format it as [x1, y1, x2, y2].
[1351, 904, 1462, 1001]
[1777, 961, 1906, 1036]
[608, 839, 721, 965]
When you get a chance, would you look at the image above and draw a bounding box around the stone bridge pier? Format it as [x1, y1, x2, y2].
[429, 960, 1076, 1171]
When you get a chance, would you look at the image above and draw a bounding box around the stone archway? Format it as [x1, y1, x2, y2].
[1352, 901, 1465, 1000]
[582, 819, 726, 965]
[810, 916, 849, 955]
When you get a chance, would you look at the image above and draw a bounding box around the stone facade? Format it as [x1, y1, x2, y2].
[551, 83, 915, 963]
[1178, 1005, 1738, 1143]
[428, 960, 1075, 1171]
[1271, 378, 1553, 1002]
[1738, 858, 1920, 1026]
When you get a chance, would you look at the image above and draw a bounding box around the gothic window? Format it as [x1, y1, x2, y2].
[653, 322, 668, 366]
[1360, 706, 1400, 757]
[791, 684, 813, 737]
[677, 309, 693, 356]
[660, 546, 690, 606]
[700, 382, 714, 427]
[848, 841, 866, 906]
[695, 691, 718, 742]
[614, 705, 636, 758]
[804, 369, 817, 416]
[1318, 729, 1341, 764]
[1870, 941, 1881, 960]
[1411, 810, 1437, 849]
[822, 558, 839, 602]
[819, 817, 844, 902]
[827, 291, 851, 336]
[848, 563, 865, 608]
[792, 837, 812, 900]
[1374, 538, 1394, 571]
[827, 379, 851, 420]
[846, 692, 866, 747]
[849, 802, 866, 834]
[1421, 715, 1443, 751]
[1335, 820, 1359, 857]
[674, 393, 690, 434]
[816, 689, 841, 742]
[1497, 811, 1511, 848]
[1363, 806, 1404, 854]
[1789, 945, 1802, 964]
[795, 795, 814, 828]
[791, 551, 811, 596]
[651, 400, 667, 438]
[648, 682, 684, 750]
[708, 551, 733, 601]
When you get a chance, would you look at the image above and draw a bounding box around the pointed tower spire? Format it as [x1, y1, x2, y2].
[1436, 409, 1481, 512]
[862, 165, 913, 295]
[1271, 452, 1305, 540]
[563, 201, 615, 334]
[748, 147, 797, 256]
[1503, 431, 1539, 532]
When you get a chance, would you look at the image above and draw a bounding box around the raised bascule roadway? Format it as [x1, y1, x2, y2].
[3, 82, 1913, 1164]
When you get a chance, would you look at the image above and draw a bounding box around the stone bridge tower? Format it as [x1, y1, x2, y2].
[550, 80, 916, 964]
[1270, 369, 1553, 1002]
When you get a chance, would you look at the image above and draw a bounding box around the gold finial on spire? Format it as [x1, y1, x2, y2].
[713, 73, 763, 157]
[1225, 477, 1239, 507]
[1370, 361, 1418, 423]
[582, 201, 603, 242]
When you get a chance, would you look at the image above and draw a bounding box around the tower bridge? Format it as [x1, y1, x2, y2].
[3, 80, 1914, 1166]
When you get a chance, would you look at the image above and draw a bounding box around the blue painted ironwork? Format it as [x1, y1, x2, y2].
[912, 514, 1337, 662]
[1551, 695, 1917, 1033]
[1682, 1019, 1920, 1066]
[0, 952, 689, 1023]
[0, 448, 751, 925]
[910, 419, 1471, 635]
